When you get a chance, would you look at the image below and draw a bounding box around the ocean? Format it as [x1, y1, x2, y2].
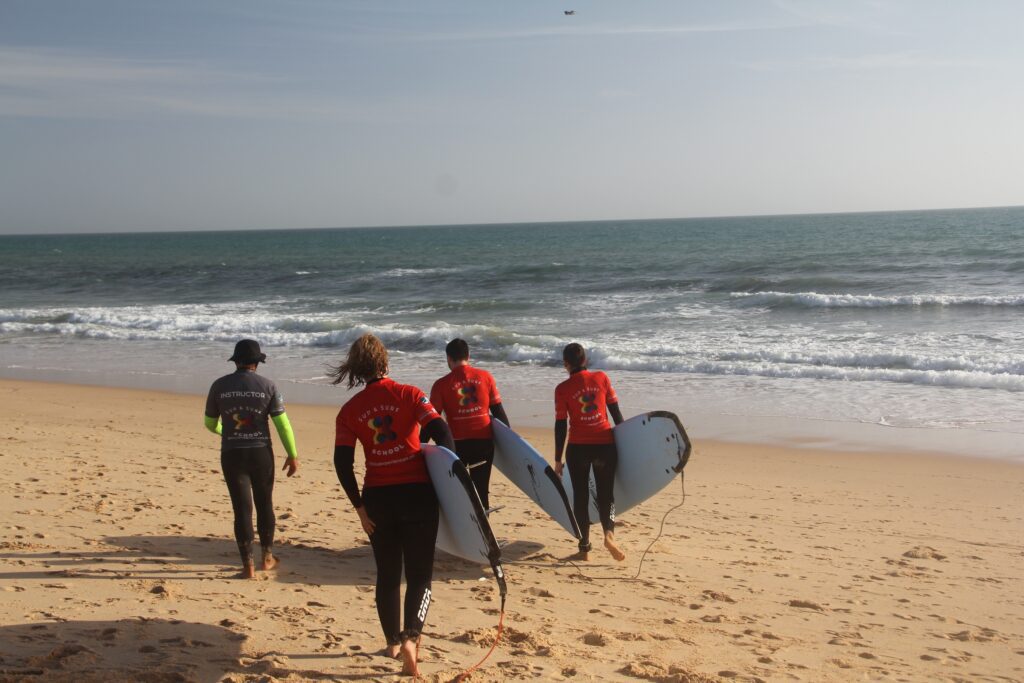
[2, 207, 1022, 459]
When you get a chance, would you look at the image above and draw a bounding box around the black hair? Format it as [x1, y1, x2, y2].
[562, 342, 587, 371]
[446, 338, 470, 362]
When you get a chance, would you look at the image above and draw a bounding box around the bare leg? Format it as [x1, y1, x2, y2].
[604, 530, 626, 562]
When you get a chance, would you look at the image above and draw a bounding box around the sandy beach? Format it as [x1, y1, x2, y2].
[1, 378, 1022, 682]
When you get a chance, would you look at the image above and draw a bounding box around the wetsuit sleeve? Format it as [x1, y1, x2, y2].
[271, 412, 298, 459]
[423, 382, 444, 443]
[490, 402, 510, 428]
[204, 415, 222, 435]
[421, 417, 455, 452]
[333, 445, 362, 508]
[554, 419, 567, 462]
[204, 383, 219, 419]
[488, 372, 502, 405]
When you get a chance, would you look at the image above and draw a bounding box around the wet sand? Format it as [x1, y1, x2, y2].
[1, 378, 1022, 682]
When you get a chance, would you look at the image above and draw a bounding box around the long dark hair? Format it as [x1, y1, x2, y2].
[562, 342, 587, 371]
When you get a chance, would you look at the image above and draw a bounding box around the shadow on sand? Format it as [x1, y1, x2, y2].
[0, 534, 526, 587]
[0, 616, 409, 682]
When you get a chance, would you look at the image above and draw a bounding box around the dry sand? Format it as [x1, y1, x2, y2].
[0, 378, 1022, 682]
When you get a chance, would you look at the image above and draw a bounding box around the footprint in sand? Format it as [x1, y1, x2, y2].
[903, 546, 946, 560]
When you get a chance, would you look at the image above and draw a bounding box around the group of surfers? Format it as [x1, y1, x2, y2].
[203, 334, 626, 676]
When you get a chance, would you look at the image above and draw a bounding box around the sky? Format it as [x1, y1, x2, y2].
[1, 1, 1023, 234]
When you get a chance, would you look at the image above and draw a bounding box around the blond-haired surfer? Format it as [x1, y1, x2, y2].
[330, 334, 454, 676]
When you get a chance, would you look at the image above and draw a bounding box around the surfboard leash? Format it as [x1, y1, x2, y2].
[629, 470, 686, 581]
[455, 601, 505, 682]
[456, 581, 503, 683]
[454, 550, 508, 681]
[521, 470, 688, 582]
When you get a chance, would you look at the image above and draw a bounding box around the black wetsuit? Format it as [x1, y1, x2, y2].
[566, 442, 618, 552]
[205, 369, 285, 563]
[334, 383, 454, 646]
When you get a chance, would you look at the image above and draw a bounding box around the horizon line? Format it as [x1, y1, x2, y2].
[2, 203, 1022, 238]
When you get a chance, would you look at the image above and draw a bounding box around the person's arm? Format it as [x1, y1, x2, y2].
[554, 418, 567, 476]
[424, 384, 444, 443]
[272, 412, 299, 476]
[333, 445, 361, 507]
[608, 402, 624, 426]
[489, 402, 510, 428]
[334, 445, 374, 535]
[421, 417, 455, 451]
[204, 415, 222, 435]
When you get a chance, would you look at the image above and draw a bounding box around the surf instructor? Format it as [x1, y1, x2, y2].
[204, 339, 299, 579]
[553, 342, 626, 562]
[429, 338, 509, 509]
[331, 333, 455, 677]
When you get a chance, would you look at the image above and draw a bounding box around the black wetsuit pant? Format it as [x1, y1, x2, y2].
[566, 442, 617, 552]
[454, 438, 495, 510]
[363, 482, 439, 645]
[221, 446, 275, 564]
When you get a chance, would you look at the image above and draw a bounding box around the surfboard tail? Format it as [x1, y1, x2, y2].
[542, 466, 582, 539]
[450, 459, 508, 602]
[646, 410, 692, 472]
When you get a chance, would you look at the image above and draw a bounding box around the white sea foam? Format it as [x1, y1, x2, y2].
[3, 298, 1024, 395]
[732, 291, 1024, 308]
[378, 267, 464, 278]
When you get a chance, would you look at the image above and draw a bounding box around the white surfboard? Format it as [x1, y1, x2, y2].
[422, 444, 503, 566]
[561, 411, 691, 522]
[491, 419, 581, 539]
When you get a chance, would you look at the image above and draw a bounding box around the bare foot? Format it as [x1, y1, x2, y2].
[604, 533, 626, 562]
[261, 551, 279, 571]
[399, 638, 419, 676]
[566, 549, 590, 562]
[238, 563, 256, 579]
[385, 643, 401, 659]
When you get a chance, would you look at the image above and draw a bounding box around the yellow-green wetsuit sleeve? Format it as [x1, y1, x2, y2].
[204, 415, 222, 435]
[272, 412, 298, 460]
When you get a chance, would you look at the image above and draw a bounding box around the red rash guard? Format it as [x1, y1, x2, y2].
[554, 369, 618, 445]
[335, 377, 440, 488]
[430, 365, 502, 440]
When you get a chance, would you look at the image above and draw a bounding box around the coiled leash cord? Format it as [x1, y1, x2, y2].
[511, 471, 687, 583]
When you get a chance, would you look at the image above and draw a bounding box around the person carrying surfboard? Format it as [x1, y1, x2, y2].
[330, 333, 455, 677]
[553, 342, 626, 562]
[204, 339, 300, 579]
[428, 338, 510, 509]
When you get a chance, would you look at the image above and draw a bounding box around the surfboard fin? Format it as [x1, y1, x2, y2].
[485, 505, 505, 515]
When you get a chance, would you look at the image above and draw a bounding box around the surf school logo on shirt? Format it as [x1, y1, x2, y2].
[232, 412, 255, 430]
[367, 415, 397, 444]
[578, 393, 598, 413]
[457, 385, 478, 406]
